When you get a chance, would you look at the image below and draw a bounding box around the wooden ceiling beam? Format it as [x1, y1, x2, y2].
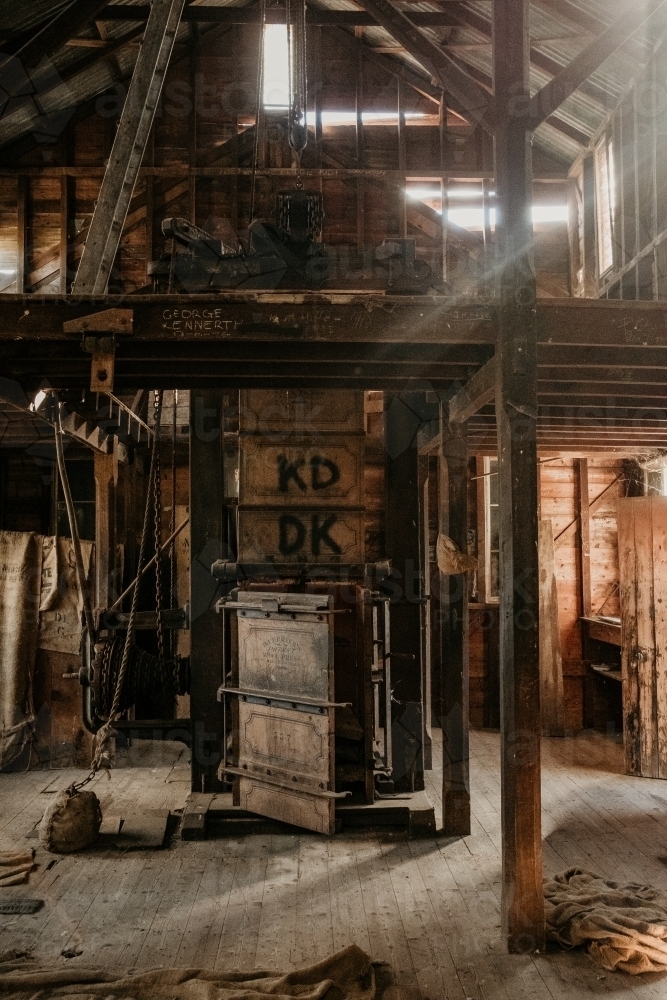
[332, 26, 442, 105]
[532, 0, 650, 62]
[357, 0, 494, 130]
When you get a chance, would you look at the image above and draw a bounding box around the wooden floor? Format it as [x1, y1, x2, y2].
[1, 730, 667, 998]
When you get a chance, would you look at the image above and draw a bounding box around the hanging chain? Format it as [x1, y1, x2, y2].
[287, 0, 308, 160]
[153, 390, 165, 672]
[249, 0, 267, 226]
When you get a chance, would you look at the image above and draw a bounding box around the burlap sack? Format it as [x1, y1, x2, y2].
[436, 533, 478, 575]
[38, 786, 102, 854]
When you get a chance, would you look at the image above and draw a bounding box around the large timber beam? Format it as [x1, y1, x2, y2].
[449, 356, 496, 424]
[4, 295, 667, 347]
[358, 0, 494, 129]
[440, 403, 470, 836]
[493, 0, 545, 954]
[72, 0, 186, 295]
[528, 0, 667, 129]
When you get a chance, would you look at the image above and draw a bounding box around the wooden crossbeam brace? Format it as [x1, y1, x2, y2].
[358, 0, 494, 130]
[72, 0, 186, 295]
[527, 0, 667, 130]
[448, 357, 496, 424]
[554, 472, 624, 547]
[0, 0, 111, 73]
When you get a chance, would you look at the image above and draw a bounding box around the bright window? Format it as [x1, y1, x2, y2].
[263, 24, 290, 108]
[594, 136, 615, 276]
[484, 457, 500, 600]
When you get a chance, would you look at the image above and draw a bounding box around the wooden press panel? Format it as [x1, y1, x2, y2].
[233, 591, 337, 833]
[617, 496, 667, 779]
[239, 390, 365, 435]
[238, 703, 331, 783]
[239, 435, 364, 507]
[236, 390, 366, 567]
[237, 778, 335, 835]
[237, 509, 364, 564]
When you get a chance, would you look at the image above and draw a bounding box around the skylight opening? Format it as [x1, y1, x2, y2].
[405, 186, 568, 231]
[263, 24, 290, 108]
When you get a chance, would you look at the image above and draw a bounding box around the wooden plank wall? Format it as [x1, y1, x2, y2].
[541, 458, 624, 730]
[468, 456, 626, 732]
[0, 23, 570, 296]
[569, 36, 667, 300]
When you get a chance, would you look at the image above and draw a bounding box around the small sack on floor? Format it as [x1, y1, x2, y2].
[39, 786, 102, 854]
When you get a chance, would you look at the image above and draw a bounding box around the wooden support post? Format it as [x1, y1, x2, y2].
[356, 29, 365, 251]
[482, 178, 493, 294]
[189, 390, 226, 793]
[493, 0, 545, 953]
[94, 451, 118, 610]
[188, 21, 199, 224]
[440, 404, 471, 836]
[582, 154, 597, 297]
[384, 391, 426, 792]
[419, 453, 433, 771]
[397, 78, 407, 239]
[59, 174, 70, 295]
[314, 26, 323, 169]
[538, 520, 564, 737]
[439, 95, 449, 284]
[576, 458, 592, 617]
[73, 0, 186, 294]
[16, 175, 28, 294]
[145, 175, 154, 282]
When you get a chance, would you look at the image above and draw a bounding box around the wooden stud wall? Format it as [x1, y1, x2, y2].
[570, 37, 667, 300]
[468, 456, 626, 732]
[0, 23, 573, 298]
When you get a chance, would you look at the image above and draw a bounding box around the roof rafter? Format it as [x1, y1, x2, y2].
[528, 0, 667, 129]
[357, 0, 494, 131]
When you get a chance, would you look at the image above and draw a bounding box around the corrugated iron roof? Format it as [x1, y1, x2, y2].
[0, 0, 663, 166]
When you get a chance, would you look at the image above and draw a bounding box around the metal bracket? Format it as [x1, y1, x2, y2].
[83, 334, 116, 392]
[63, 308, 134, 394]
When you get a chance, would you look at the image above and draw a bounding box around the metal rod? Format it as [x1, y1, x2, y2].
[109, 515, 189, 611]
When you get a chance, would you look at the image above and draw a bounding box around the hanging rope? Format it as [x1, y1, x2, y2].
[249, 0, 267, 225]
[287, 0, 308, 182]
[53, 395, 96, 641]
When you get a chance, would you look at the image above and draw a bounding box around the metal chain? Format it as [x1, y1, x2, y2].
[287, 0, 308, 157]
[249, 0, 267, 226]
[153, 390, 165, 672]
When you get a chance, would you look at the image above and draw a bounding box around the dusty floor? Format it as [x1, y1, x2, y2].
[1, 730, 667, 999]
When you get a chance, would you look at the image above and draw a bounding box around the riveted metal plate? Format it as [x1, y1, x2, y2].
[237, 614, 331, 701]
